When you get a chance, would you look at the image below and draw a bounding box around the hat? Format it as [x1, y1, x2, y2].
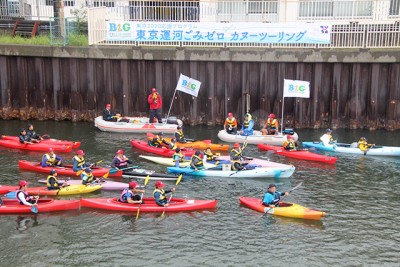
[116, 149, 124, 155]
[48, 147, 54, 152]
[20, 128, 26, 133]
[49, 169, 57, 175]
[268, 113, 275, 118]
[155, 181, 165, 187]
[152, 88, 157, 93]
[77, 150, 85, 156]
[360, 137, 367, 141]
[268, 184, 276, 189]
[326, 129, 333, 133]
[84, 167, 92, 173]
[228, 112, 233, 117]
[233, 143, 240, 148]
[129, 181, 138, 189]
[19, 180, 29, 187]
[106, 104, 111, 108]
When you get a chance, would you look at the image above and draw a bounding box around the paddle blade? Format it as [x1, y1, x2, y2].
[31, 205, 38, 214]
[144, 175, 150, 186]
[103, 172, 110, 179]
[108, 168, 119, 175]
[95, 160, 103, 165]
[161, 209, 166, 218]
[176, 174, 183, 185]
[76, 170, 83, 176]
[135, 209, 140, 221]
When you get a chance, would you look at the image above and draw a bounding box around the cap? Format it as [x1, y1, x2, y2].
[106, 103, 111, 108]
[152, 88, 157, 92]
[195, 150, 201, 156]
[48, 147, 54, 152]
[287, 135, 292, 140]
[20, 128, 26, 133]
[19, 180, 29, 187]
[233, 143, 240, 148]
[228, 112, 233, 117]
[155, 181, 165, 187]
[129, 181, 138, 189]
[361, 137, 367, 141]
[268, 183, 276, 189]
[326, 129, 333, 133]
[84, 167, 92, 173]
[158, 132, 164, 136]
[116, 149, 124, 155]
[49, 169, 57, 175]
[77, 150, 85, 156]
[268, 113, 275, 118]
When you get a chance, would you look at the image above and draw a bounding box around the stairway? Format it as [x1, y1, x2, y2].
[12, 20, 40, 38]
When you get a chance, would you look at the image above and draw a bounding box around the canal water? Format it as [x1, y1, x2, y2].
[0, 120, 399, 266]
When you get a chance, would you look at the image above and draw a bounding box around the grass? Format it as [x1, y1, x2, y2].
[0, 33, 88, 46]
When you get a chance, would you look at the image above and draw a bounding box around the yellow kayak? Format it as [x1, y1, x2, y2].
[27, 184, 103, 196]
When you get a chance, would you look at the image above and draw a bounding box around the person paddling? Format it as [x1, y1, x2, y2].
[231, 156, 246, 171]
[190, 150, 204, 171]
[41, 147, 63, 167]
[110, 149, 133, 169]
[46, 170, 67, 190]
[320, 129, 335, 146]
[27, 124, 43, 142]
[72, 150, 92, 172]
[118, 181, 145, 204]
[148, 132, 169, 148]
[173, 148, 184, 167]
[262, 184, 289, 208]
[19, 129, 34, 144]
[153, 181, 175, 207]
[204, 147, 220, 162]
[16, 180, 39, 207]
[174, 126, 187, 143]
[224, 112, 238, 134]
[282, 135, 296, 151]
[81, 168, 99, 185]
[358, 137, 374, 154]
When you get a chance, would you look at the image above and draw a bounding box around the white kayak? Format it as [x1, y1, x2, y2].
[167, 166, 295, 178]
[303, 142, 400, 156]
[217, 130, 299, 145]
[94, 116, 182, 133]
[139, 155, 217, 168]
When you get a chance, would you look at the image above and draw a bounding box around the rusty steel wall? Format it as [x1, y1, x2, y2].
[0, 55, 399, 130]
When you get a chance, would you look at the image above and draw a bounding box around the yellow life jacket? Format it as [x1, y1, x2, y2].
[82, 171, 94, 183]
[204, 151, 215, 161]
[44, 153, 57, 165]
[46, 175, 59, 187]
[173, 152, 184, 162]
[175, 131, 184, 139]
[283, 140, 295, 150]
[358, 140, 369, 151]
[231, 160, 241, 171]
[153, 135, 164, 146]
[267, 118, 278, 129]
[73, 155, 85, 167]
[226, 118, 236, 127]
[153, 188, 166, 200]
[231, 148, 242, 158]
[191, 154, 203, 166]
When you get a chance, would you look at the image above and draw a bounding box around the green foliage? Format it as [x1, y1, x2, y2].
[69, 33, 88, 46]
[0, 33, 88, 46]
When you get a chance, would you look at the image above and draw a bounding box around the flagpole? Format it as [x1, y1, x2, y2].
[165, 88, 177, 125]
[281, 96, 285, 134]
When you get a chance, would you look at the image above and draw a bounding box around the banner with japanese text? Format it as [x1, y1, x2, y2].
[176, 74, 201, 97]
[283, 79, 310, 98]
[106, 21, 331, 44]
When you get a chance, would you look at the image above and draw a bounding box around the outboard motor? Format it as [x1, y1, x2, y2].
[165, 116, 183, 127]
[283, 128, 295, 135]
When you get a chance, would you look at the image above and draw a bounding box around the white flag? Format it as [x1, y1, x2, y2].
[176, 74, 202, 97]
[283, 79, 310, 98]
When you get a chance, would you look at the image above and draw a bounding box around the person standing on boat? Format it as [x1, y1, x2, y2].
[41, 147, 63, 167]
[19, 129, 34, 144]
[46, 170, 67, 190]
[103, 104, 129, 123]
[320, 129, 335, 146]
[16, 180, 39, 207]
[224, 112, 238, 135]
[358, 137, 374, 154]
[149, 132, 170, 148]
[81, 168, 99, 185]
[153, 181, 175, 207]
[174, 126, 188, 143]
[111, 149, 133, 169]
[72, 150, 91, 172]
[282, 135, 296, 151]
[118, 181, 145, 204]
[173, 148, 184, 167]
[260, 113, 279, 135]
[148, 88, 163, 123]
[190, 150, 204, 171]
[27, 124, 43, 142]
[239, 113, 254, 136]
[262, 184, 289, 208]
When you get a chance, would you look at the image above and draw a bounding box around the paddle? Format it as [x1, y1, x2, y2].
[41, 134, 50, 140]
[135, 175, 150, 221]
[76, 160, 104, 176]
[31, 190, 40, 214]
[103, 166, 140, 179]
[161, 174, 183, 218]
[264, 182, 303, 216]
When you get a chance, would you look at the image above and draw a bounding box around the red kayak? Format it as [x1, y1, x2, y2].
[0, 199, 80, 214]
[80, 197, 218, 212]
[0, 185, 18, 195]
[2, 135, 80, 148]
[258, 144, 337, 164]
[18, 160, 123, 177]
[0, 139, 72, 153]
[130, 140, 195, 157]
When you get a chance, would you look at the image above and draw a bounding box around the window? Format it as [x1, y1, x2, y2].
[389, 0, 400, 15]
[46, 0, 53, 6]
[64, 0, 75, 7]
[94, 0, 114, 7]
[248, 0, 278, 14]
[299, 0, 372, 19]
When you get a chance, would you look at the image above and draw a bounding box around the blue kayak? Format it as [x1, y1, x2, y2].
[302, 142, 335, 152]
[302, 141, 400, 156]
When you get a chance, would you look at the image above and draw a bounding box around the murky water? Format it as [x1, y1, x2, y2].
[0, 120, 399, 266]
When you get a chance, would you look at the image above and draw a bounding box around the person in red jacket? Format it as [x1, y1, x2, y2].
[147, 88, 163, 123]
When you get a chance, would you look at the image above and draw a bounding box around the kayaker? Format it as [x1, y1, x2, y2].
[230, 143, 244, 160]
[147, 88, 163, 123]
[19, 129, 34, 144]
[262, 184, 289, 208]
[16, 180, 39, 207]
[190, 150, 204, 171]
[224, 112, 238, 135]
[72, 150, 91, 172]
[239, 113, 254, 136]
[81, 168, 99, 185]
[110, 149, 133, 169]
[103, 103, 129, 122]
[174, 126, 187, 143]
[282, 135, 296, 151]
[260, 113, 279, 135]
[46, 170, 66, 190]
[358, 137, 374, 154]
[173, 148, 184, 167]
[169, 138, 178, 150]
[204, 147, 220, 162]
[149, 132, 169, 148]
[320, 129, 335, 146]
[231, 156, 246, 171]
[27, 123, 43, 142]
[41, 147, 63, 167]
[153, 181, 175, 207]
[118, 181, 145, 204]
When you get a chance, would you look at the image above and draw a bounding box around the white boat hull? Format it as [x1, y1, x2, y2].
[94, 116, 178, 133]
[217, 130, 298, 145]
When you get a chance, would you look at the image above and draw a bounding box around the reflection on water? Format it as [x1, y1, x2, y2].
[16, 215, 38, 231]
